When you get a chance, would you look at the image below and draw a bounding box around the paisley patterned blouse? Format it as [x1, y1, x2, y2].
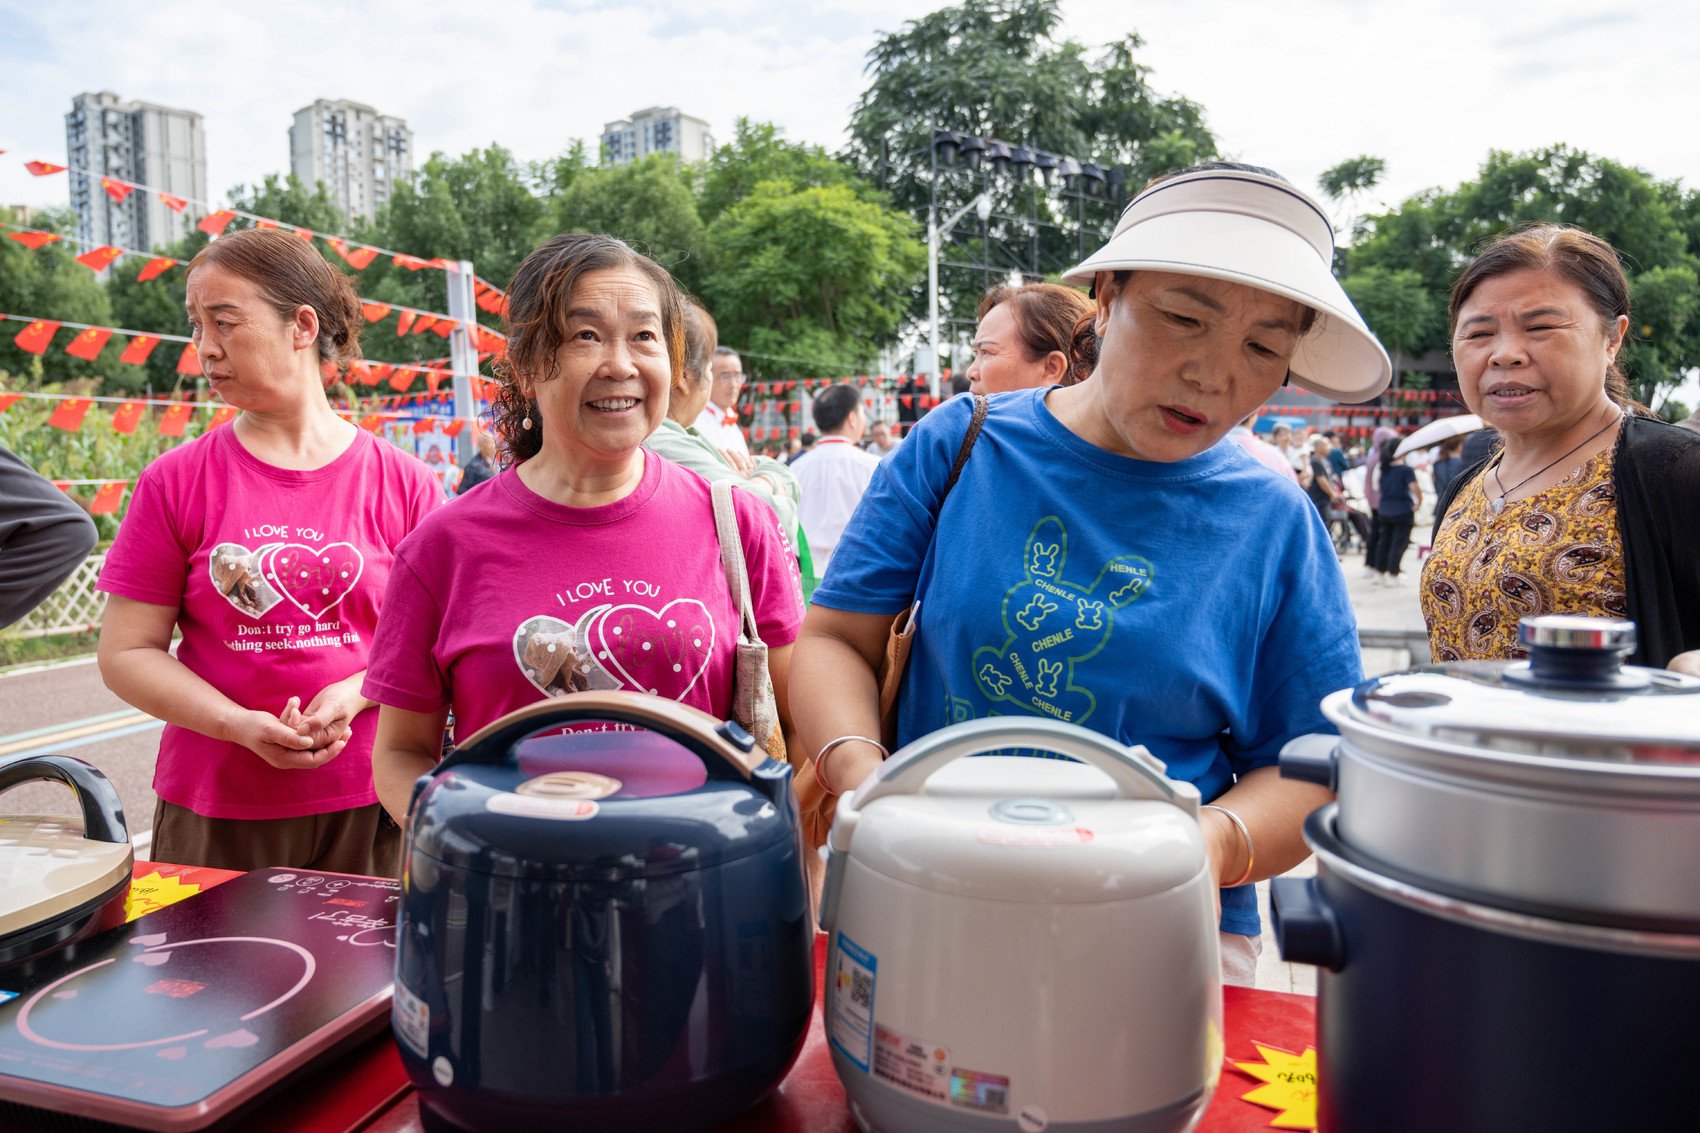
[1420, 446, 1627, 661]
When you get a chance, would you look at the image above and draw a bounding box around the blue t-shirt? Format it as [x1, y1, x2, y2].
[1378, 464, 1417, 518]
[813, 390, 1363, 936]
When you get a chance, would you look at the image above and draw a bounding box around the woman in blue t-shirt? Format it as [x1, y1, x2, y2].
[791, 163, 1393, 986]
[1366, 437, 1423, 586]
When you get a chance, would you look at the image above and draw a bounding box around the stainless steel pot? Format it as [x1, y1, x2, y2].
[1280, 615, 1700, 928]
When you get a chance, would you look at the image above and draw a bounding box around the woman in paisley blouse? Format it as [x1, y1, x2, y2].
[1422, 224, 1700, 673]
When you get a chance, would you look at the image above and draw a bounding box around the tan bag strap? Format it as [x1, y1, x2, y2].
[710, 480, 762, 645]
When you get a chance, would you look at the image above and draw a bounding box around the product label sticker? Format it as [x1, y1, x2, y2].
[828, 933, 877, 1071]
[485, 793, 599, 820]
[393, 980, 430, 1057]
[951, 1066, 1012, 1114]
[976, 824, 1094, 848]
[873, 1025, 951, 1103]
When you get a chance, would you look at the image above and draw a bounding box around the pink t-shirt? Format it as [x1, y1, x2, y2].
[98, 425, 442, 819]
[363, 453, 804, 741]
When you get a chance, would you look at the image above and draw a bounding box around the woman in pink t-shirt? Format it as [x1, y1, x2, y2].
[365, 234, 804, 823]
[98, 228, 441, 874]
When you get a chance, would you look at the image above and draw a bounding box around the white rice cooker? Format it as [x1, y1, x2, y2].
[819, 718, 1221, 1133]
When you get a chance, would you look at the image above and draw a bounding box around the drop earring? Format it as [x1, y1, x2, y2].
[522, 414, 533, 430]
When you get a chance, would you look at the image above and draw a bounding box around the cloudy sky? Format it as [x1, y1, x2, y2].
[1, 0, 1696, 228]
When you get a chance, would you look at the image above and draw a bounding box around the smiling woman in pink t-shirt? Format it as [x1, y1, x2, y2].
[364, 234, 804, 825]
[97, 228, 441, 874]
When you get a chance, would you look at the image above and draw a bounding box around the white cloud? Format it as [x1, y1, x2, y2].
[2, 0, 1695, 234]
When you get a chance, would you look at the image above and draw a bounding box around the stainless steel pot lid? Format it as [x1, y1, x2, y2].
[1340, 616, 1700, 766]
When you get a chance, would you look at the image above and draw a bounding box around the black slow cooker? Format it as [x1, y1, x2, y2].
[1273, 616, 1700, 1131]
[393, 693, 814, 1133]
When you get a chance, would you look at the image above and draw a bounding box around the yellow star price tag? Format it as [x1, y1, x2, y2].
[1231, 1042, 1318, 1129]
[124, 871, 202, 923]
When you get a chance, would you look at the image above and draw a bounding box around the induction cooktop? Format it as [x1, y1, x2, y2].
[0, 868, 399, 1131]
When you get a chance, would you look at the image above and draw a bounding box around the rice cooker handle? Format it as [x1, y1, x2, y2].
[854, 717, 1197, 811]
[0, 754, 129, 845]
[438, 692, 761, 782]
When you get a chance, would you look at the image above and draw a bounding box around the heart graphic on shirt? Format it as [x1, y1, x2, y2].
[208, 542, 283, 618]
[512, 614, 622, 699]
[262, 543, 365, 619]
[584, 599, 716, 699]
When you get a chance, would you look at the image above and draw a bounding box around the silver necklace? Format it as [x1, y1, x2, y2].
[1488, 412, 1622, 514]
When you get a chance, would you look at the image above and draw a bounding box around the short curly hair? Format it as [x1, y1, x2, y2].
[490, 233, 686, 462]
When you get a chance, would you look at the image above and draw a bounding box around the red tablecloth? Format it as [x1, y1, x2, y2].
[127, 865, 1318, 1132]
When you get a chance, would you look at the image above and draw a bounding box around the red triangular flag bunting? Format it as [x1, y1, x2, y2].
[430, 318, 456, 338]
[411, 418, 437, 435]
[89, 481, 126, 514]
[395, 311, 416, 336]
[209, 407, 238, 429]
[101, 178, 134, 203]
[12, 319, 60, 354]
[25, 161, 66, 176]
[64, 327, 112, 360]
[361, 303, 392, 322]
[411, 315, 438, 336]
[7, 230, 61, 250]
[159, 193, 188, 212]
[443, 419, 466, 438]
[119, 335, 160, 365]
[393, 254, 429, 271]
[137, 257, 178, 282]
[197, 210, 237, 235]
[111, 400, 145, 434]
[47, 398, 94, 431]
[0, 393, 23, 413]
[358, 414, 383, 432]
[176, 342, 201, 374]
[75, 246, 124, 272]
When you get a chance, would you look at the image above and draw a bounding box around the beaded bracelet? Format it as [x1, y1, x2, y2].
[813, 735, 889, 796]
[1202, 803, 1256, 888]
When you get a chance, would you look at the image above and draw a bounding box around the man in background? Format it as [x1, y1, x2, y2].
[866, 420, 900, 458]
[793, 385, 881, 570]
[456, 430, 499, 496]
[694, 346, 751, 471]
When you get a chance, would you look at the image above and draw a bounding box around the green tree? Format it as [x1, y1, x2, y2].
[551, 155, 706, 293]
[1339, 266, 1442, 387]
[846, 0, 1216, 329]
[228, 174, 348, 236]
[700, 120, 872, 225]
[701, 181, 925, 376]
[1348, 146, 1700, 407]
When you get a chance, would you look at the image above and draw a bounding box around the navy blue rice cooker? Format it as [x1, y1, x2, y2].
[394, 692, 814, 1132]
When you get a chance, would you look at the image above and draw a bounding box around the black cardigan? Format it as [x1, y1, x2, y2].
[1432, 415, 1700, 669]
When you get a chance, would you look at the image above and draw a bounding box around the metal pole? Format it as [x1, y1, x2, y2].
[927, 208, 941, 401]
[446, 259, 479, 466]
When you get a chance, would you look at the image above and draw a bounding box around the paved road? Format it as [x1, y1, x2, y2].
[0, 656, 163, 851]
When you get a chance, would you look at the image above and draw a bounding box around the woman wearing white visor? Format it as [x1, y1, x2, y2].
[792, 163, 1390, 985]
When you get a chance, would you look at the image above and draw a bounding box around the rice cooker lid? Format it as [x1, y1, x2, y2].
[848, 756, 1207, 902]
[1340, 616, 1700, 770]
[409, 728, 792, 881]
[0, 814, 135, 936]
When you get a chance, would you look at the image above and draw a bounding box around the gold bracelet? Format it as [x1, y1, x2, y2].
[1202, 804, 1256, 888]
[813, 735, 889, 796]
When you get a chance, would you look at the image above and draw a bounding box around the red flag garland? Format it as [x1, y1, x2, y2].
[358, 414, 384, 432]
[89, 481, 127, 514]
[361, 302, 392, 322]
[159, 193, 188, 213]
[158, 404, 193, 436]
[176, 342, 201, 374]
[137, 256, 178, 282]
[12, 319, 60, 354]
[329, 239, 379, 270]
[119, 335, 160, 365]
[393, 254, 430, 271]
[47, 398, 94, 431]
[197, 210, 237, 236]
[101, 178, 135, 203]
[64, 327, 112, 360]
[111, 400, 145, 434]
[410, 315, 437, 336]
[0, 393, 22, 414]
[74, 246, 124, 272]
[209, 407, 238, 429]
[25, 161, 66, 176]
[395, 310, 416, 336]
[7, 230, 61, 250]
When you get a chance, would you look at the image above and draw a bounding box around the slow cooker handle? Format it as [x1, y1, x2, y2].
[0, 754, 129, 845]
[1270, 876, 1345, 971]
[852, 717, 1196, 812]
[437, 692, 765, 783]
[1278, 733, 1339, 791]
